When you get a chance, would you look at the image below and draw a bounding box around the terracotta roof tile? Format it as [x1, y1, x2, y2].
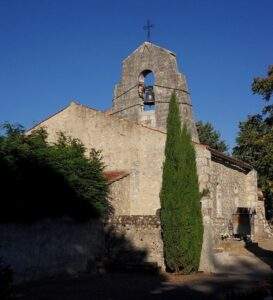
[104, 170, 130, 184]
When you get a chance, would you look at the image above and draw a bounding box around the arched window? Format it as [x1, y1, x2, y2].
[138, 70, 155, 111]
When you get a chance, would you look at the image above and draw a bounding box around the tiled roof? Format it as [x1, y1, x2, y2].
[104, 170, 130, 184]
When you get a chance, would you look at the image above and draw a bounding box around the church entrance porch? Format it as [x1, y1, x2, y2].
[232, 207, 254, 240]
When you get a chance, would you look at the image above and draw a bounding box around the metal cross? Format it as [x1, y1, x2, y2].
[143, 20, 154, 42]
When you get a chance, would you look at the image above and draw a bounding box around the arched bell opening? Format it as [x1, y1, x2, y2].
[138, 70, 155, 111]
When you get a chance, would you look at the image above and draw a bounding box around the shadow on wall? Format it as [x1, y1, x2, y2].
[0, 217, 162, 283]
[2, 220, 273, 299]
[0, 156, 106, 223]
[0, 126, 111, 224]
[0, 127, 162, 283]
[3, 219, 273, 300]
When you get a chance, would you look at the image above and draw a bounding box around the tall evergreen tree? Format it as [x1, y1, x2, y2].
[160, 93, 203, 273]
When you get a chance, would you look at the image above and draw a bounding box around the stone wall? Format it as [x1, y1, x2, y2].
[106, 215, 165, 269]
[109, 175, 131, 215]
[0, 219, 104, 282]
[111, 42, 199, 142]
[194, 144, 259, 246]
[0, 215, 166, 283]
[195, 145, 262, 272]
[253, 190, 273, 240]
[28, 101, 262, 272]
[29, 102, 165, 216]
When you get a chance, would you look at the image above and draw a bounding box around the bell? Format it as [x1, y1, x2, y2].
[144, 86, 155, 104]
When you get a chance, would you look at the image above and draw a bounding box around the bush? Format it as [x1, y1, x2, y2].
[0, 123, 109, 223]
[160, 93, 203, 273]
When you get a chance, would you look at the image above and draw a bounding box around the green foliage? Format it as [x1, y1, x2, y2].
[160, 93, 203, 273]
[234, 65, 273, 218]
[196, 121, 228, 153]
[0, 123, 109, 223]
[233, 115, 273, 218]
[252, 65, 273, 124]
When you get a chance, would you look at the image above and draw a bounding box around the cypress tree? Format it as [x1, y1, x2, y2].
[160, 93, 203, 273]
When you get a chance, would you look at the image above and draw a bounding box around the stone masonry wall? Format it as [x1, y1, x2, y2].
[0, 219, 104, 283]
[106, 215, 165, 269]
[29, 102, 165, 215]
[195, 145, 258, 246]
[209, 160, 248, 244]
[0, 216, 164, 283]
[112, 42, 199, 142]
[28, 102, 261, 272]
[195, 145, 260, 272]
[109, 175, 131, 215]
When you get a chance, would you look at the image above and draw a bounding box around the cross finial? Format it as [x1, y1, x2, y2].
[143, 20, 154, 42]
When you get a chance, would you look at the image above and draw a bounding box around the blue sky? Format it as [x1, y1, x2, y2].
[0, 0, 272, 149]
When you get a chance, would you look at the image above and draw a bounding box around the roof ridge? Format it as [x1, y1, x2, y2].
[27, 101, 252, 171]
[122, 42, 176, 62]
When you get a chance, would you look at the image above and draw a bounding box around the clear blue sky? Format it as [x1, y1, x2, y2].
[0, 0, 272, 149]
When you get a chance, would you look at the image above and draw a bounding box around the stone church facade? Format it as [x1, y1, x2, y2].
[28, 42, 269, 272]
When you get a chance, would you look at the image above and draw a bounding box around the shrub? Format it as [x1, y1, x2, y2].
[0, 123, 109, 223]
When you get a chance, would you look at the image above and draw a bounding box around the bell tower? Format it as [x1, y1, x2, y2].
[110, 42, 199, 142]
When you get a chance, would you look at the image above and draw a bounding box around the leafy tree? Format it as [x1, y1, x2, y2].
[160, 93, 203, 273]
[0, 123, 109, 223]
[233, 115, 273, 218]
[234, 64, 273, 218]
[196, 121, 228, 152]
[252, 65, 273, 125]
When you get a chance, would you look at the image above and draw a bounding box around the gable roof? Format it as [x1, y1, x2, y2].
[123, 42, 176, 62]
[27, 101, 167, 136]
[104, 170, 130, 184]
[27, 101, 253, 173]
[208, 147, 253, 173]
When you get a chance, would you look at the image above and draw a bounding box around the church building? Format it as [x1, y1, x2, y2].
[28, 42, 269, 271]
